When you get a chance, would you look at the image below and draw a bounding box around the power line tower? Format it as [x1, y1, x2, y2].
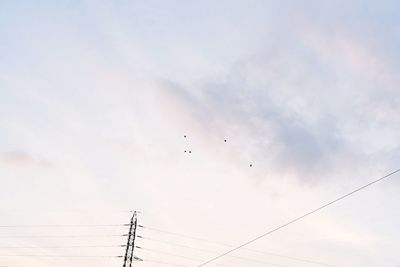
[123, 211, 139, 267]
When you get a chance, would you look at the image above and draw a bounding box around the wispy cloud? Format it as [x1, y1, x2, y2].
[1, 150, 52, 168]
[1, 1, 400, 266]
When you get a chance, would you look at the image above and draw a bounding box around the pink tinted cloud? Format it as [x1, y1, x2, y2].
[1, 150, 52, 168]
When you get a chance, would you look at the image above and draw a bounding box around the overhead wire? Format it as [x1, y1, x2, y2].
[140, 226, 220, 243]
[139, 225, 334, 266]
[0, 224, 129, 228]
[139, 259, 189, 267]
[0, 210, 136, 214]
[140, 236, 216, 253]
[0, 216, 134, 265]
[0, 255, 123, 258]
[198, 168, 400, 266]
[0, 245, 125, 249]
[0, 234, 125, 238]
[139, 236, 289, 267]
[136, 247, 228, 267]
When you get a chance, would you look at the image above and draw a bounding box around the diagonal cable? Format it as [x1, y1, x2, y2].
[198, 168, 400, 266]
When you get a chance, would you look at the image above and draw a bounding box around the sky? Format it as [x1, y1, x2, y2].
[1, 1, 400, 266]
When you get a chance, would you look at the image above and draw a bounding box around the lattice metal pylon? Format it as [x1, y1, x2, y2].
[123, 211, 139, 267]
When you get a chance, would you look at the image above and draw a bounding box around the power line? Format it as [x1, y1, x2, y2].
[0, 210, 135, 214]
[0, 255, 123, 258]
[140, 236, 215, 253]
[0, 245, 125, 249]
[0, 214, 136, 265]
[140, 226, 219, 244]
[139, 259, 189, 267]
[140, 237, 289, 267]
[0, 224, 128, 228]
[139, 225, 334, 266]
[137, 247, 228, 267]
[198, 168, 400, 266]
[137, 247, 208, 263]
[0, 234, 125, 238]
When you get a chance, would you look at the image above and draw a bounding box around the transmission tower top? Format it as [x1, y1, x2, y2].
[122, 211, 138, 267]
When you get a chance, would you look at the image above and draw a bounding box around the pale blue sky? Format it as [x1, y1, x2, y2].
[1, 1, 400, 267]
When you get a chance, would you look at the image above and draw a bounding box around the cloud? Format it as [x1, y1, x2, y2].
[151, 20, 400, 184]
[1, 1, 400, 266]
[0, 150, 52, 168]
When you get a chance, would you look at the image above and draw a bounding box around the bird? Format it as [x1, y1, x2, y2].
[250, 164, 253, 167]
[224, 139, 227, 142]
[189, 151, 192, 153]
